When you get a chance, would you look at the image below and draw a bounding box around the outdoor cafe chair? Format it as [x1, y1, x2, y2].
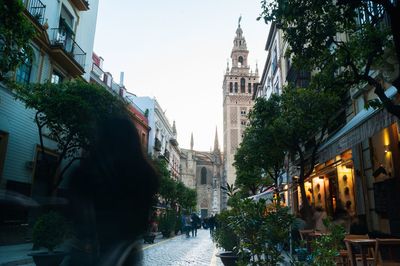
[373, 238, 400, 266]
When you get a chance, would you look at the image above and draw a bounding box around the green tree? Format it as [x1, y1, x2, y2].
[259, 0, 400, 118]
[234, 95, 285, 197]
[0, 0, 36, 80]
[176, 181, 197, 211]
[13, 81, 127, 189]
[273, 86, 341, 219]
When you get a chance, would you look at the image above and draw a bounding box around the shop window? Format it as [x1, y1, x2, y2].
[15, 58, 32, 84]
[201, 167, 207, 184]
[0, 131, 9, 179]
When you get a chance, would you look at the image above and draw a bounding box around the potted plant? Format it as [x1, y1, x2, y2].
[158, 210, 176, 238]
[212, 210, 240, 266]
[29, 211, 69, 266]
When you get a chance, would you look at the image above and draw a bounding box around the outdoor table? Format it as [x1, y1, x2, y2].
[346, 239, 376, 266]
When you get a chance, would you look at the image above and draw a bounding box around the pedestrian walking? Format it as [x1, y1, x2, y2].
[184, 213, 192, 238]
[190, 213, 200, 237]
[208, 215, 215, 236]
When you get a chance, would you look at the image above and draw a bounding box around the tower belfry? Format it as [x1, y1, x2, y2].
[222, 19, 259, 192]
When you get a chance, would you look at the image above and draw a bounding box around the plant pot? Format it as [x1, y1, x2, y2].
[161, 230, 171, 238]
[216, 251, 238, 266]
[29, 251, 68, 266]
[143, 234, 156, 244]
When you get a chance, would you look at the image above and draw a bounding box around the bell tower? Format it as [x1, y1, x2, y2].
[223, 18, 259, 190]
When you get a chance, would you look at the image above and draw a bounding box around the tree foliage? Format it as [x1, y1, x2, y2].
[153, 158, 197, 211]
[13, 81, 127, 188]
[234, 95, 285, 196]
[0, 0, 36, 80]
[259, 0, 400, 117]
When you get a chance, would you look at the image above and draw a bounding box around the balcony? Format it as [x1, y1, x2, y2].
[286, 65, 310, 88]
[23, 0, 46, 26]
[70, 0, 89, 11]
[154, 138, 162, 152]
[49, 28, 86, 77]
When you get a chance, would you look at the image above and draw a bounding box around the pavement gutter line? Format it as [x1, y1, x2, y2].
[210, 246, 218, 266]
[141, 235, 179, 251]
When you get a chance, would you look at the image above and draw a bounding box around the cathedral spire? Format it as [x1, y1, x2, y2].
[172, 120, 177, 136]
[190, 132, 194, 150]
[214, 127, 219, 152]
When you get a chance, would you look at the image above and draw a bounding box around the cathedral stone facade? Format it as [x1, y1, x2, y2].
[223, 22, 259, 187]
[180, 131, 223, 218]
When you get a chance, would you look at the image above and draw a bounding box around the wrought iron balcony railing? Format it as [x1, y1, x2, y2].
[24, 0, 46, 25]
[50, 28, 86, 68]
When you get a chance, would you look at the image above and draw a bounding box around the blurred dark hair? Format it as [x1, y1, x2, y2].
[68, 116, 159, 264]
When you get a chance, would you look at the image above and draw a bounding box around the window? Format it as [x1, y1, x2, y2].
[229, 82, 233, 93]
[240, 78, 245, 93]
[51, 71, 63, 84]
[0, 132, 9, 179]
[60, 5, 74, 31]
[238, 56, 244, 67]
[240, 108, 246, 116]
[272, 45, 278, 74]
[15, 58, 32, 84]
[240, 120, 246, 126]
[201, 167, 207, 184]
[248, 83, 251, 93]
[234, 82, 238, 93]
[274, 80, 280, 94]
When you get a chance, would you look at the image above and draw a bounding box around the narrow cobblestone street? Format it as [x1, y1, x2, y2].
[142, 229, 222, 266]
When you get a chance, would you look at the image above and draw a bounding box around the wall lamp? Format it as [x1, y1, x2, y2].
[384, 144, 390, 153]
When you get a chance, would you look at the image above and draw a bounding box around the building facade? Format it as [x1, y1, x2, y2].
[256, 18, 400, 237]
[180, 131, 223, 218]
[223, 21, 259, 188]
[0, 0, 99, 237]
[129, 96, 180, 179]
[90, 52, 151, 150]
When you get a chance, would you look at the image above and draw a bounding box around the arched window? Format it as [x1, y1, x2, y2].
[240, 78, 245, 93]
[234, 82, 238, 93]
[201, 167, 207, 185]
[229, 82, 233, 93]
[248, 83, 252, 93]
[238, 56, 244, 67]
[15, 58, 32, 84]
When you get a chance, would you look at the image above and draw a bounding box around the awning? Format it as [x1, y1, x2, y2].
[318, 86, 398, 162]
[248, 188, 275, 202]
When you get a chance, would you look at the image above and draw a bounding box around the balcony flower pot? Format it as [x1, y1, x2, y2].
[29, 212, 69, 266]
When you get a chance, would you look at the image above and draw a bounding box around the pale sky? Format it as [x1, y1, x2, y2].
[93, 1, 268, 151]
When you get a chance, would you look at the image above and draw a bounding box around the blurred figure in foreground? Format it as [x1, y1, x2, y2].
[68, 116, 159, 265]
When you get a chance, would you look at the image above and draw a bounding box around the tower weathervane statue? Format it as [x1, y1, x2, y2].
[238, 15, 242, 27]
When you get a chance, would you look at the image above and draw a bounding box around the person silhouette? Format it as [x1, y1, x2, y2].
[68, 116, 159, 265]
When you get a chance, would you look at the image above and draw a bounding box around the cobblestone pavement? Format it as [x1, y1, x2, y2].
[142, 228, 223, 266]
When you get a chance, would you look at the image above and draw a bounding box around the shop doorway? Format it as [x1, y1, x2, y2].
[325, 170, 339, 217]
[31, 149, 59, 200]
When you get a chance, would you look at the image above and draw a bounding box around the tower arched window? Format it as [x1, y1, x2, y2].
[234, 82, 238, 93]
[238, 56, 244, 67]
[248, 83, 251, 93]
[201, 167, 207, 185]
[229, 82, 233, 93]
[240, 78, 245, 93]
